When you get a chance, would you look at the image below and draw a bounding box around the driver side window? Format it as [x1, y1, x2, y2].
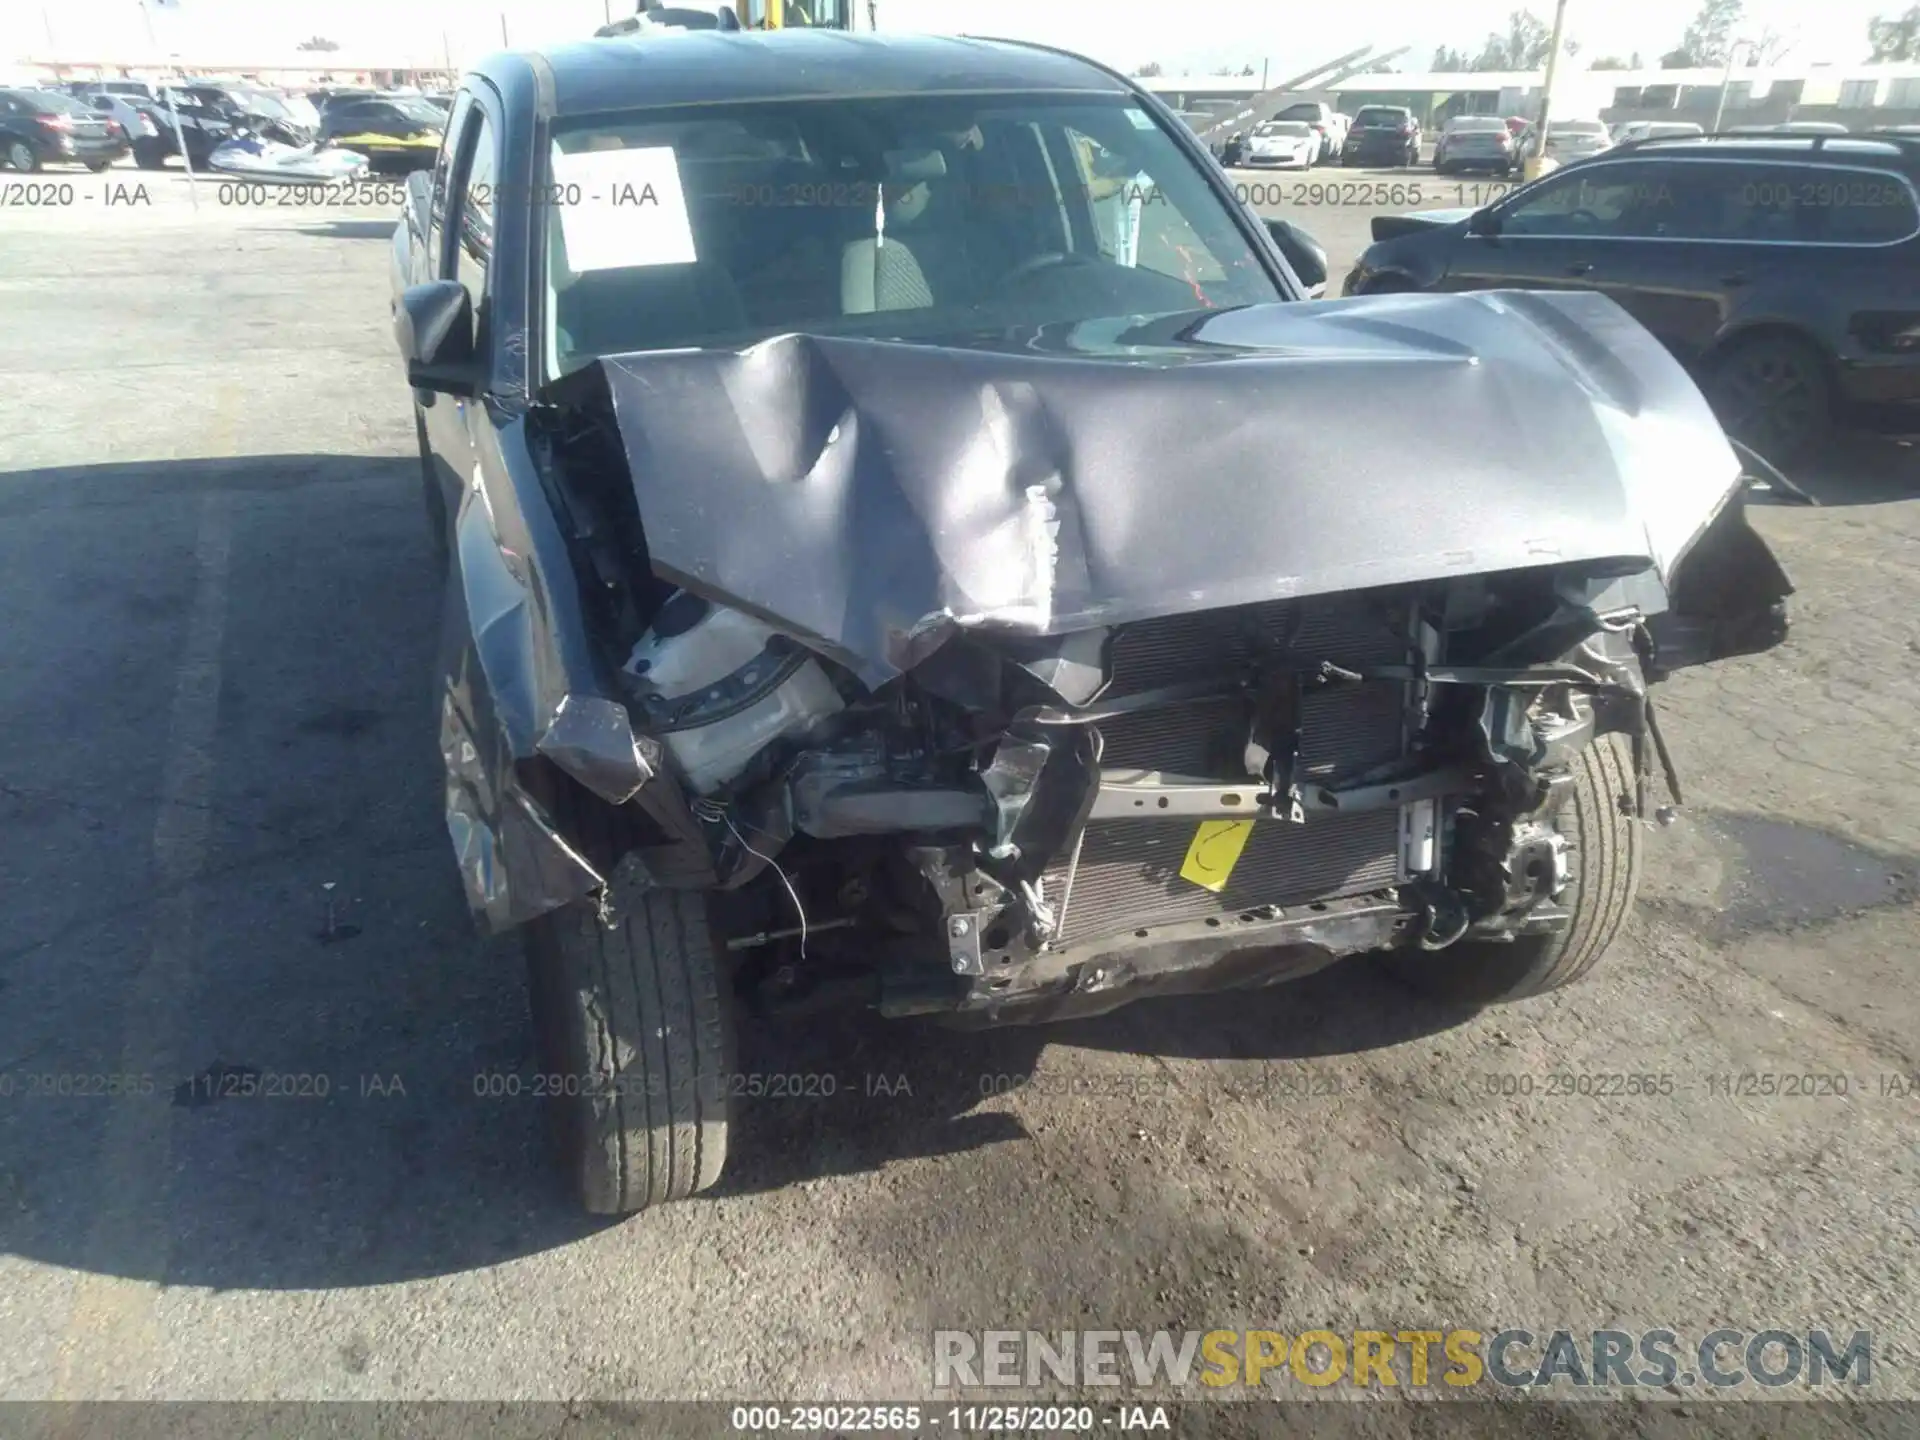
[1500, 163, 1665, 238]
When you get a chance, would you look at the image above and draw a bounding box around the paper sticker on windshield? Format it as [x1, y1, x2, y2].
[1179, 820, 1254, 893]
[1124, 107, 1155, 130]
[550, 145, 697, 272]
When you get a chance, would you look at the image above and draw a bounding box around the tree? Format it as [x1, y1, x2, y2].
[1467, 11, 1573, 70]
[1240, 63, 1256, 75]
[1868, 6, 1920, 60]
[1591, 55, 1631, 69]
[1661, 0, 1743, 67]
[295, 35, 340, 51]
[1132, 61, 1164, 76]
[1432, 44, 1472, 70]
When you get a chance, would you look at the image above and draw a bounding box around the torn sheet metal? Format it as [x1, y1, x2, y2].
[437, 419, 665, 931]
[592, 288, 1743, 688]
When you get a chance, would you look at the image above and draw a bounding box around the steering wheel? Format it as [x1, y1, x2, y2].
[1565, 208, 1602, 228]
[1001, 250, 1093, 284]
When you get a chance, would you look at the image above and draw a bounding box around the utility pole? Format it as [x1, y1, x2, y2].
[1524, 0, 1571, 180]
[1711, 40, 1754, 131]
[1261, 58, 1269, 89]
[500, 13, 509, 46]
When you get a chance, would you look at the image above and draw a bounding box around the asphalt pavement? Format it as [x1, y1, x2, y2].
[0, 167, 1917, 1413]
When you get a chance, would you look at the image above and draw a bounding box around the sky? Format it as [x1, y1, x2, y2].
[0, 0, 1895, 74]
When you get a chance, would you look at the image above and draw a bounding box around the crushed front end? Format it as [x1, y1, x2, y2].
[448, 290, 1791, 1024]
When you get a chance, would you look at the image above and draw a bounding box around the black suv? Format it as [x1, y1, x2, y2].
[1345, 133, 1920, 462]
[1341, 105, 1420, 167]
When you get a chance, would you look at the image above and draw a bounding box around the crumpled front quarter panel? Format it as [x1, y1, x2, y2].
[437, 409, 664, 932]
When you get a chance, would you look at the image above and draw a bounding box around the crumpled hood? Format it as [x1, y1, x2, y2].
[592, 288, 1741, 687]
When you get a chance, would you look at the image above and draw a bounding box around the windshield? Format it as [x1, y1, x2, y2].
[226, 88, 293, 120]
[1256, 122, 1310, 136]
[1550, 120, 1606, 134]
[1447, 117, 1506, 132]
[1276, 105, 1321, 120]
[19, 89, 92, 116]
[541, 93, 1283, 379]
[386, 97, 447, 125]
[1353, 108, 1404, 126]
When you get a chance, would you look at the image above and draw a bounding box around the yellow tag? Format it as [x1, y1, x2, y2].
[1179, 820, 1255, 893]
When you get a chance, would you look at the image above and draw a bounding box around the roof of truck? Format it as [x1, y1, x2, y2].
[476, 31, 1130, 118]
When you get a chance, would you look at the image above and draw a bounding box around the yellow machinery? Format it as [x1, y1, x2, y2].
[734, 0, 852, 27]
[600, 0, 859, 39]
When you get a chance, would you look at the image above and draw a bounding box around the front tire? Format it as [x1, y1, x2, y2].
[6, 139, 39, 173]
[524, 873, 735, 1215]
[1381, 732, 1642, 1005]
[1702, 333, 1834, 467]
[133, 139, 167, 170]
[85, 159, 112, 173]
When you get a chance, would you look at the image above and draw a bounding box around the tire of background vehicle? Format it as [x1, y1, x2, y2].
[1380, 732, 1642, 1006]
[523, 875, 736, 1215]
[85, 159, 111, 173]
[1701, 332, 1835, 468]
[133, 140, 166, 170]
[6, 139, 38, 172]
[413, 407, 449, 579]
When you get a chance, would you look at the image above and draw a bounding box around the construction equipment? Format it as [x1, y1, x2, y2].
[595, 0, 855, 31]
[734, 0, 854, 25]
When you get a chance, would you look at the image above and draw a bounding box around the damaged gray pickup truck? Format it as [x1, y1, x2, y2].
[393, 32, 1793, 1212]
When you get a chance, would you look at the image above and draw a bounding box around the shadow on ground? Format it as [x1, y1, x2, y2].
[282, 220, 403, 241]
[0, 455, 1496, 1286]
[1757, 432, 1918, 508]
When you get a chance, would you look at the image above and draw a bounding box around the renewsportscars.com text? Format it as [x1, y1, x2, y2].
[933, 1328, 1873, 1390]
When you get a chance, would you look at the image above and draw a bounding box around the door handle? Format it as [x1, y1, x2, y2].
[1564, 261, 1594, 276]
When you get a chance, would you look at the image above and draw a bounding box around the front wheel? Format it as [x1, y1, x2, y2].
[1702, 333, 1834, 468]
[1380, 732, 1642, 1005]
[5, 139, 39, 173]
[524, 873, 736, 1214]
[85, 159, 112, 173]
[133, 140, 167, 170]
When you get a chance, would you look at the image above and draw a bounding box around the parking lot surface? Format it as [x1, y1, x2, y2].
[0, 175, 1917, 1410]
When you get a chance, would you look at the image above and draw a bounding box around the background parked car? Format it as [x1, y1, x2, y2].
[0, 87, 129, 172]
[1613, 120, 1705, 144]
[316, 93, 446, 173]
[1433, 115, 1516, 175]
[129, 84, 312, 169]
[1521, 117, 1613, 163]
[1271, 100, 1347, 163]
[71, 89, 162, 148]
[1342, 105, 1420, 167]
[1243, 119, 1319, 169]
[1343, 133, 1920, 464]
[66, 78, 159, 102]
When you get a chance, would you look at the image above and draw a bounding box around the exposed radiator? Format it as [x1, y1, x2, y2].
[1046, 593, 1414, 946]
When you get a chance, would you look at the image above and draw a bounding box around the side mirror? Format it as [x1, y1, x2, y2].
[397, 279, 480, 398]
[1264, 218, 1328, 294]
[1467, 207, 1502, 237]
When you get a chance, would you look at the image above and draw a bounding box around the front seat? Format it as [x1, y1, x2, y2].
[840, 156, 943, 314]
[839, 236, 934, 313]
